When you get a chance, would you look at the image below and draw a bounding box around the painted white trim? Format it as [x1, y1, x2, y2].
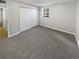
[8, 32, 20, 38]
[8, 25, 38, 38]
[40, 25, 79, 47]
[20, 25, 38, 33]
[52, 27, 75, 35]
[40, 25, 75, 35]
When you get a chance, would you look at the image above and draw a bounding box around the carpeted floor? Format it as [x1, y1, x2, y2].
[0, 26, 79, 59]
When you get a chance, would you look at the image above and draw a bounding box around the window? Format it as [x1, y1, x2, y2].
[43, 8, 49, 17]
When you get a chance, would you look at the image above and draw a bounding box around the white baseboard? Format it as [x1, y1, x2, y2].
[40, 25, 79, 47]
[8, 25, 38, 38]
[40, 25, 75, 35]
[8, 32, 20, 38]
[8, 24, 79, 47]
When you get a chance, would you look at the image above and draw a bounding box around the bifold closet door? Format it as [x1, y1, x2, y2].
[20, 8, 33, 32]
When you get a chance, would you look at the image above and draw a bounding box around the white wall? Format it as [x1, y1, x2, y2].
[76, 0, 79, 46]
[7, 0, 38, 36]
[39, 1, 76, 34]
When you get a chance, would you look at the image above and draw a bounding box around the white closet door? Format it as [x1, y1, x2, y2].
[31, 9, 38, 27]
[20, 7, 38, 32]
[20, 8, 32, 32]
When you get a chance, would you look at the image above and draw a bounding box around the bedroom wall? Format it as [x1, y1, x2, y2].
[39, 1, 76, 34]
[7, 0, 38, 37]
[76, 0, 79, 46]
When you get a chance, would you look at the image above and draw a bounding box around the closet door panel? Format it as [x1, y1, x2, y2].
[20, 8, 32, 32]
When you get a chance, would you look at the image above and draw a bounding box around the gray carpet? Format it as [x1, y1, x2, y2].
[0, 26, 79, 59]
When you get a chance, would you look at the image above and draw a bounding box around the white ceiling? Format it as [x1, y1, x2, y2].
[15, 0, 76, 6]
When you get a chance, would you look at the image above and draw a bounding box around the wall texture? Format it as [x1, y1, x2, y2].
[39, 1, 76, 34]
[8, 0, 38, 36]
[76, 0, 79, 46]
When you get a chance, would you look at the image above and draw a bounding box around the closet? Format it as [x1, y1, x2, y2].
[20, 7, 38, 32]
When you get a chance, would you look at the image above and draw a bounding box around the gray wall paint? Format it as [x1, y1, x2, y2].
[39, 2, 76, 34]
[8, 0, 38, 35]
